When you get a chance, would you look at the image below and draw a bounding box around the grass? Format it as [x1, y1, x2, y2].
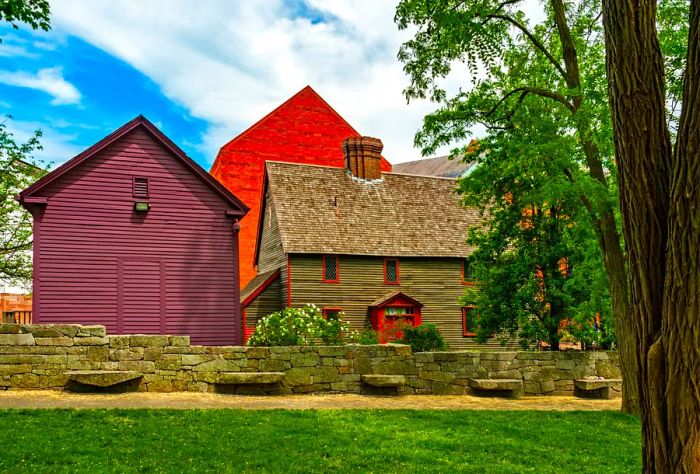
[0, 409, 639, 473]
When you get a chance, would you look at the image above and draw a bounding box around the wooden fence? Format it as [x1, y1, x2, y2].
[2, 311, 32, 324]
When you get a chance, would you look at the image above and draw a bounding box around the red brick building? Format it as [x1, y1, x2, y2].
[210, 86, 392, 287]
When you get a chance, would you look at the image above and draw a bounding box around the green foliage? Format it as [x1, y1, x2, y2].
[0, 0, 51, 40]
[393, 0, 691, 350]
[0, 409, 641, 472]
[247, 304, 352, 347]
[399, 323, 447, 352]
[354, 326, 380, 345]
[0, 119, 46, 287]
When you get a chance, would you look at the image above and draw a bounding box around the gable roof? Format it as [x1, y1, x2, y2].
[369, 291, 424, 308]
[19, 115, 249, 215]
[392, 155, 475, 178]
[210, 85, 392, 177]
[259, 161, 481, 259]
[241, 269, 280, 307]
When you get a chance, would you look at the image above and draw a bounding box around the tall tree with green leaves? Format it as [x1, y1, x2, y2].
[0, 0, 50, 288]
[0, 124, 45, 287]
[463, 114, 614, 351]
[395, 0, 686, 415]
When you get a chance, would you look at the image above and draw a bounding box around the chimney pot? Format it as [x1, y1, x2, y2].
[342, 136, 383, 181]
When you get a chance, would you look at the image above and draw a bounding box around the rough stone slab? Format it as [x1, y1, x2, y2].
[217, 372, 284, 385]
[574, 378, 622, 390]
[0, 324, 20, 334]
[0, 333, 35, 346]
[65, 370, 142, 387]
[361, 375, 406, 387]
[76, 325, 106, 337]
[470, 378, 524, 397]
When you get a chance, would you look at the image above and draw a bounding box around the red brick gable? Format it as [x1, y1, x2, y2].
[211, 85, 392, 287]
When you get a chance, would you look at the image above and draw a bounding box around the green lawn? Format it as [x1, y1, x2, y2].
[0, 409, 639, 473]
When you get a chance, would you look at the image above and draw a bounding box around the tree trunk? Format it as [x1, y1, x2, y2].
[602, 0, 700, 470]
[661, 0, 700, 468]
[550, 0, 640, 413]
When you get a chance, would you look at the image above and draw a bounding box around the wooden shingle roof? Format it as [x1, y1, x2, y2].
[392, 155, 475, 178]
[264, 161, 480, 258]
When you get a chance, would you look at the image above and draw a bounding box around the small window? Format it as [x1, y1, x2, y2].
[384, 258, 400, 284]
[133, 177, 149, 197]
[462, 306, 478, 337]
[322, 307, 343, 321]
[322, 255, 339, 282]
[462, 259, 475, 285]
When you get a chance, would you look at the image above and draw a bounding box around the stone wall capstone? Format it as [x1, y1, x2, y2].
[0, 324, 621, 395]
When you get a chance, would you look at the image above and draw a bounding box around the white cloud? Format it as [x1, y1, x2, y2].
[5, 118, 83, 165]
[49, 0, 547, 165]
[0, 67, 81, 105]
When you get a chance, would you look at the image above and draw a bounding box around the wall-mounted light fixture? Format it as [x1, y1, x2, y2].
[134, 201, 150, 212]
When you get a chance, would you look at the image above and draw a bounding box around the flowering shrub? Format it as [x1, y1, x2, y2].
[399, 324, 447, 352]
[247, 305, 352, 347]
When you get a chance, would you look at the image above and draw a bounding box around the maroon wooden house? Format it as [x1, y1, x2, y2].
[19, 116, 249, 345]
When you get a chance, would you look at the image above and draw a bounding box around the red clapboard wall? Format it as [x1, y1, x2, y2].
[19, 116, 248, 345]
[210, 85, 392, 288]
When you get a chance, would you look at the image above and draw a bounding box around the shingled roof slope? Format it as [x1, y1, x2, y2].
[392, 155, 474, 178]
[265, 161, 480, 257]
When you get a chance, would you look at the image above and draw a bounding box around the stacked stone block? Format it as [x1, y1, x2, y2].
[0, 324, 621, 396]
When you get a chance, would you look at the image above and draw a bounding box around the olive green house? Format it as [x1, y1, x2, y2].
[242, 136, 511, 349]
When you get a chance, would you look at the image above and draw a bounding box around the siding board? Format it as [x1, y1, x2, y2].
[27, 124, 244, 345]
[289, 254, 517, 350]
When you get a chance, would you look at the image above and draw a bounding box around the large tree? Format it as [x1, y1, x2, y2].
[395, 0, 639, 413]
[0, 123, 45, 287]
[462, 118, 614, 351]
[602, 0, 700, 470]
[0, 0, 50, 288]
[396, 0, 686, 416]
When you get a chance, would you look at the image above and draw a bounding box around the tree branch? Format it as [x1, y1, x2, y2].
[486, 86, 576, 119]
[483, 13, 568, 81]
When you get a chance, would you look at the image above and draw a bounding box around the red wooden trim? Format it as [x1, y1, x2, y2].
[383, 257, 400, 285]
[241, 269, 281, 308]
[322, 255, 340, 283]
[159, 260, 167, 334]
[461, 259, 475, 286]
[31, 206, 44, 323]
[462, 305, 477, 337]
[286, 254, 292, 307]
[21, 196, 48, 205]
[19, 115, 249, 214]
[322, 307, 343, 320]
[116, 258, 123, 333]
[232, 221, 243, 345]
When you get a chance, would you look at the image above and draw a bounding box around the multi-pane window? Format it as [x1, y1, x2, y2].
[462, 259, 475, 285]
[384, 258, 399, 284]
[322, 255, 339, 282]
[462, 306, 478, 337]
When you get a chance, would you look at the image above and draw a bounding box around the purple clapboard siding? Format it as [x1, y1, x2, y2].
[19, 116, 249, 345]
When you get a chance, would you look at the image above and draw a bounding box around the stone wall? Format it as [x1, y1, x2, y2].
[0, 324, 620, 395]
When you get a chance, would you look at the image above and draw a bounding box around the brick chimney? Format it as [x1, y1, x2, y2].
[342, 136, 383, 181]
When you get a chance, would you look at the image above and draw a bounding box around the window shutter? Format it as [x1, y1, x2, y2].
[134, 177, 149, 197]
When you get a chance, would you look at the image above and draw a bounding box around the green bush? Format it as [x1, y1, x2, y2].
[399, 324, 447, 352]
[248, 305, 352, 347]
[354, 327, 380, 345]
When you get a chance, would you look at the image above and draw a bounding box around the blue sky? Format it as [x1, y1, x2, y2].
[0, 27, 210, 167]
[0, 1, 545, 170]
[0, 1, 462, 170]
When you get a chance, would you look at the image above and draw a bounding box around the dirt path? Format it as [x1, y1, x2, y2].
[0, 391, 622, 410]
